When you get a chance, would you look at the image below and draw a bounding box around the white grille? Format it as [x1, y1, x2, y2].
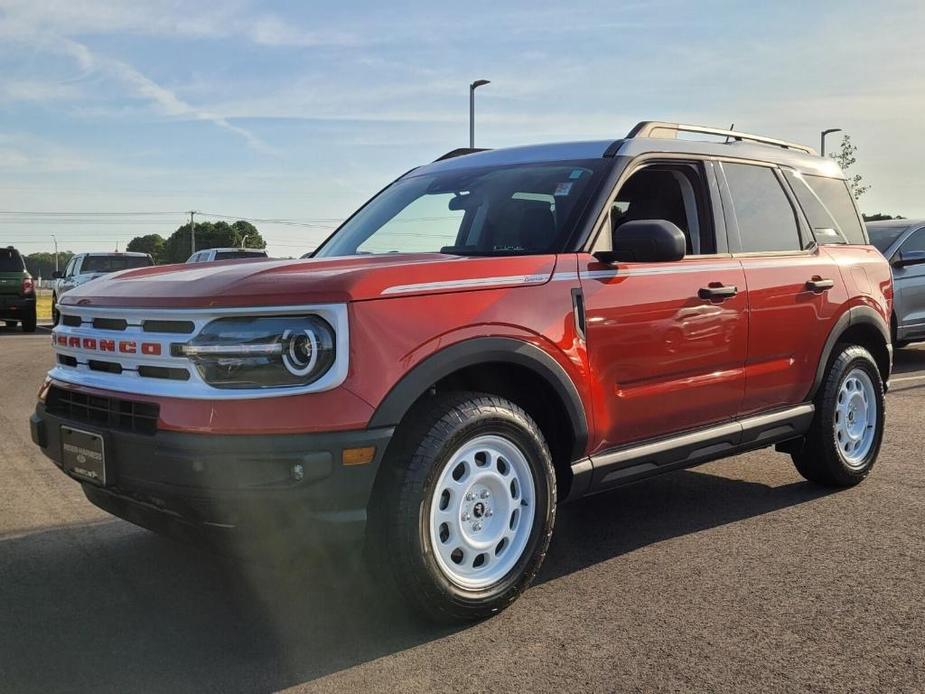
[49, 303, 349, 400]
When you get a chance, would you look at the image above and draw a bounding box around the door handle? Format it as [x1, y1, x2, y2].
[806, 277, 835, 292]
[698, 283, 738, 301]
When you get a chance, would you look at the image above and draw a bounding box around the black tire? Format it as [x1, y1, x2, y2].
[367, 391, 556, 622]
[791, 345, 885, 486]
[52, 294, 60, 326]
[21, 307, 36, 333]
[4, 320, 15, 328]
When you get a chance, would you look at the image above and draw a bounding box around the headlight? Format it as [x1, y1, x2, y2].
[175, 315, 336, 389]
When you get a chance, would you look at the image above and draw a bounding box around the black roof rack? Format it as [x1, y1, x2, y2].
[433, 147, 490, 162]
[627, 121, 816, 155]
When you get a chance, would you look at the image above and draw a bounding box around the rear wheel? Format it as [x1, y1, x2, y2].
[367, 391, 556, 622]
[21, 306, 36, 333]
[4, 320, 15, 328]
[791, 345, 884, 486]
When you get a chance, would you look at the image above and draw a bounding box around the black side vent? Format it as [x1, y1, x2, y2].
[62, 315, 82, 327]
[143, 320, 195, 334]
[57, 354, 78, 367]
[138, 365, 191, 381]
[92, 318, 128, 331]
[88, 360, 123, 374]
[45, 386, 159, 436]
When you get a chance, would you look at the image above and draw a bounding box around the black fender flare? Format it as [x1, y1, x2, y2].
[368, 337, 589, 460]
[809, 305, 892, 399]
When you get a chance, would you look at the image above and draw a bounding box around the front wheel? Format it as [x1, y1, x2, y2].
[368, 392, 556, 622]
[52, 294, 60, 326]
[791, 345, 885, 486]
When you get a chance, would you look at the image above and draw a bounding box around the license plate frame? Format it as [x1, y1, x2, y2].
[60, 426, 107, 486]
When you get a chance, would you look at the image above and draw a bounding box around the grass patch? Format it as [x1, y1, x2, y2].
[36, 293, 52, 321]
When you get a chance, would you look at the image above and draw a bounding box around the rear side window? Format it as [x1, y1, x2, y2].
[786, 172, 866, 245]
[214, 251, 268, 261]
[81, 256, 153, 273]
[0, 248, 25, 272]
[723, 163, 802, 252]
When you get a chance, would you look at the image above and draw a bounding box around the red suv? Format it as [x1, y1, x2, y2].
[31, 122, 892, 621]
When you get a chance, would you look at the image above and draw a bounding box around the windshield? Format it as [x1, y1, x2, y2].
[867, 226, 908, 254]
[214, 250, 267, 261]
[81, 255, 152, 274]
[315, 160, 609, 257]
[0, 248, 25, 272]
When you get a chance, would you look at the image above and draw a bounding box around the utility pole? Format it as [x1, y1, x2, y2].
[189, 210, 197, 254]
[469, 79, 490, 148]
[820, 128, 842, 156]
[51, 234, 58, 274]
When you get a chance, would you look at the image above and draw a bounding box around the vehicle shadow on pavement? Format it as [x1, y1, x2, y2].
[891, 345, 925, 376]
[0, 469, 832, 693]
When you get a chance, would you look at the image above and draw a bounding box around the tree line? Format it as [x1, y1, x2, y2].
[19, 220, 267, 278]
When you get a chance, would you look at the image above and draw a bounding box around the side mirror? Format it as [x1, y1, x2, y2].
[893, 250, 925, 268]
[594, 219, 686, 264]
[52, 270, 63, 279]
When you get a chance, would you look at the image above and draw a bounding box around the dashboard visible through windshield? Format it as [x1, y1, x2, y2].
[314, 159, 610, 257]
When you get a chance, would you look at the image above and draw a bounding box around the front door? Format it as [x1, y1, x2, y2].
[892, 227, 925, 342]
[581, 159, 748, 453]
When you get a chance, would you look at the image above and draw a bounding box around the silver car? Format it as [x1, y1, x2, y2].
[52, 252, 153, 324]
[867, 219, 925, 347]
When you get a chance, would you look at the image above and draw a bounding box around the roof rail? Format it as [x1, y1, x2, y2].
[433, 147, 490, 162]
[627, 121, 816, 155]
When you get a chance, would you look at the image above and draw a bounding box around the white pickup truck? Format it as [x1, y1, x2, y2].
[52, 252, 153, 324]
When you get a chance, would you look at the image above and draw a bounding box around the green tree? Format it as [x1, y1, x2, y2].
[161, 220, 266, 264]
[863, 213, 905, 222]
[24, 251, 75, 280]
[126, 234, 166, 263]
[830, 134, 870, 200]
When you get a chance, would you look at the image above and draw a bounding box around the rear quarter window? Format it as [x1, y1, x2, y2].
[803, 175, 866, 245]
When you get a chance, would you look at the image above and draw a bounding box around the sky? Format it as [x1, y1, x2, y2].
[1, 0, 924, 260]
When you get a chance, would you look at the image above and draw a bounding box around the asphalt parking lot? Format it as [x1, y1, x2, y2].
[1, 323, 923, 693]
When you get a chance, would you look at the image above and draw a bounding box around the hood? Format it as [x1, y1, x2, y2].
[59, 254, 559, 308]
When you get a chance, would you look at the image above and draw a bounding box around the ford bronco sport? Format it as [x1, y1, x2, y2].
[0, 246, 37, 332]
[51, 252, 154, 325]
[31, 122, 892, 622]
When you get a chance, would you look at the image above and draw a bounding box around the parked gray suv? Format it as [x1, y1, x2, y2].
[868, 219, 925, 348]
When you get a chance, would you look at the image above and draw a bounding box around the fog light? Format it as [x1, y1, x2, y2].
[292, 463, 305, 481]
[342, 446, 375, 466]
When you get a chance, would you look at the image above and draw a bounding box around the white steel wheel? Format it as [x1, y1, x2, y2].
[834, 367, 878, 468]
[428, 434, 536, 590]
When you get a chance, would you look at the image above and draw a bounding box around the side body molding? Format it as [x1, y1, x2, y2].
[367, 337, 589, 460]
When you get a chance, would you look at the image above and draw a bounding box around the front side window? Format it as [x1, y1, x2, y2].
[605, 162, 716, 255]
[723, 163, 802, 253]
[315, 160, 609, 257]
[80, 255, 153, 274]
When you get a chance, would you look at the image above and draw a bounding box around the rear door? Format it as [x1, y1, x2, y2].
[717, 161, 848, 415]
[581, 158, 748, 451]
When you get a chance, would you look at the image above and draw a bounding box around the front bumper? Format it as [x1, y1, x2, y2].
[0, 294, 35, 319]
[30, 401, 393, 550]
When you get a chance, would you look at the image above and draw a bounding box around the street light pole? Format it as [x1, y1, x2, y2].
[820, 128, 842, 156]
[241, 234, 251, 250]
[469, 79, 490, 149]
[189, 210, 197, 254]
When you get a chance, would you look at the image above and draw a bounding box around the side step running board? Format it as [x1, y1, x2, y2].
[567, 404, 814, 500]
